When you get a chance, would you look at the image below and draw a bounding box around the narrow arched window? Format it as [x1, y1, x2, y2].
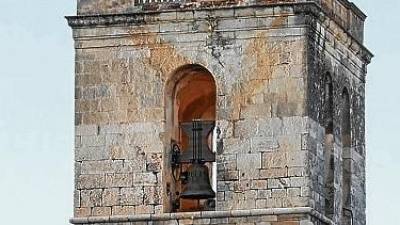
[164, 64, 217, 213]
[323, 74, 334, 219]
[341, 88, 352, 224]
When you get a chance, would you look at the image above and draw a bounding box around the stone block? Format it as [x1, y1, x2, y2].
[262, 151, 287, 168]
[110, 145, 126, 160]
[96, 84, 111, 98]
[259, 168, 287, 179]
[240, 104, 271, 120]
[271, 189, 287, 198]
[267, 178, 289, 189]
[271, 65, 288, 79]
[237, 153, 261, 179]
[251, 136, 278, 152]
[256, 199, 268, 208]
[287, 151, 307, 167]
[235, 180, 251, 191]
[288, 166, 306, 177]
[106, 133, 128, 147]
[210, 217, 229, 224]
[257, 190, 271, 199]
[251, 180, 268, 190]
[80, 189, 103, 207]
[159, 12, 177, 21]
[112, 206, 135, 215]
[223, 138, 250, 154]
[285, 196, 308, 207]
[223, 170, 239, 181]
[289, 177, 306, 188]
[77, 175, 106, 189]
[120, 187, 144, 206]
[281, 117, 307, 134]
[109, 110, 128, 123]
[105, 174, 133, 188]
[235, 7, 255, 17]
[92, 207, 111, 216]
[76, 125, 98, 136]
[287, 188, 301, 197]
[81, 160, 113, 174]
[74, 190, 81, 207]
[193, 218, 211, 224]
[257, 17, 274, 28]
[134, 172, 157, 185]
[177, 11, 194, 20]
[135, 205, 154, 214]
[143, 186, 160, 205]
[102, 188, 119, 206]
[234, 119, 257, 138]
[123, 159, 145, 173]
[276, 134, 301, 152]
[74, 207, 91, 217]
[146, 153, 162, 172]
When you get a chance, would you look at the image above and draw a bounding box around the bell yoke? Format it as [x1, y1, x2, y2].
[172, 120, 216, 200]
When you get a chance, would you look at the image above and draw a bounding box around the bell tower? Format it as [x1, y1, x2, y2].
[67, 0, 372, 225]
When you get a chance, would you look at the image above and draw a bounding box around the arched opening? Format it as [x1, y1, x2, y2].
[164, 64, 217, 212]
[323, 74, 335, 219]
[341, 88, 352, 224]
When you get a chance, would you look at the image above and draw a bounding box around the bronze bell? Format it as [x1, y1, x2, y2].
[180, 163, 215, 199]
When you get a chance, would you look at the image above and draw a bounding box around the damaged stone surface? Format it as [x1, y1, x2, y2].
[68, 1, 371, 225]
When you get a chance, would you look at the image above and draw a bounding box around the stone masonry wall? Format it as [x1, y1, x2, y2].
[305, 7, 369, 225]
[72, 4, 313, 218]
[69, 1, 371, 225]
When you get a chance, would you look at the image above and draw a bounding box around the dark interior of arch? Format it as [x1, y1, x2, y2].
[341, 88, 352, 224]
[324, 74, 335, 219]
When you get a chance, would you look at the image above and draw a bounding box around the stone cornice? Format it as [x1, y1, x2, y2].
[66, 2, 318, 28]
[65, 1, 372, 63]
[69, 207, 334, 224]
[337, 0, 367, 20]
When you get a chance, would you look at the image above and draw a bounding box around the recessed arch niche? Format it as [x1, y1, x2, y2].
[163, 64, 217, 212]
[341, 87, 352, 224]
[323, 73, 335, 219]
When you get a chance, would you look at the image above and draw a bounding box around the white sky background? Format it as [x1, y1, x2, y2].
[0, 0, 397, 224]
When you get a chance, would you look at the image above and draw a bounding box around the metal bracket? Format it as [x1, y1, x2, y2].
[171, 140, 181, 182]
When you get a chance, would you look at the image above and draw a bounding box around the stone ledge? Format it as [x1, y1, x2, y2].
[70, 207, 334, 224]
[66, 2, 318, 28]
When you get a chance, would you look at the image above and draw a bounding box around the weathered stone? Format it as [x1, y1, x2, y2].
[105, 174, 133, 188]
[237, 153, 261, 179]
[259, 168, 288, 178]
[102, 188, 119, 206]
[77, 175, 106, 189]
[92, 207, 112, 216]
[74, 207, 91, 217]
[112, 206, 135, 215]
[80, 189, 103, 207]
[119, 187, 144, 206]
[75, 146, 109, 161]
[69, 0, 371, 223]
